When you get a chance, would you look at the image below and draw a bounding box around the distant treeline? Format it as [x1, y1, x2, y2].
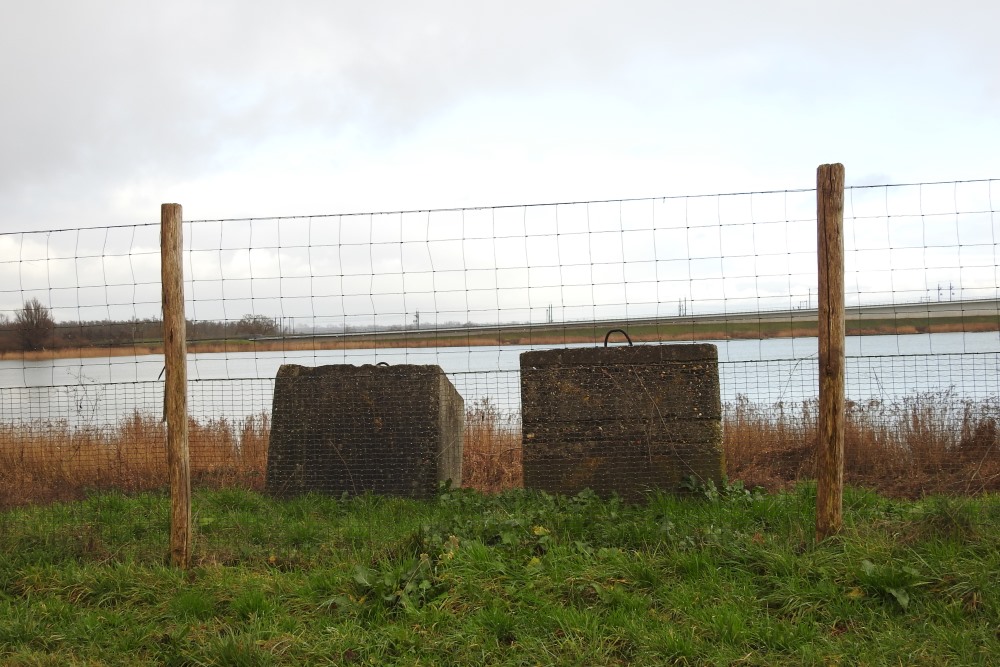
[0, 313, 281, 353]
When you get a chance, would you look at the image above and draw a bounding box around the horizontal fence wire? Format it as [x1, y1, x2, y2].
[1, 179, 1000, 510]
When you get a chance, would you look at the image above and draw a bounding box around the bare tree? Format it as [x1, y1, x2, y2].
[234, 314, 279, 338]
[0, 312, 10, 351]
[14, 298, 55, 351]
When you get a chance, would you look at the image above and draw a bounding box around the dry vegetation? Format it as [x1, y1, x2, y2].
[2, 394, 998, 508]
[725, 392, 1000, 497]
[460, 398, 523, 493]
[0, 414, 268, 508]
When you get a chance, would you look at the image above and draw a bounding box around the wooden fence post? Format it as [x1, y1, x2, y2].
[816, 164, 846, 542]
[161, 203, 191, 568]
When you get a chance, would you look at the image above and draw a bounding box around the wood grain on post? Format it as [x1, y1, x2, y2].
[161, 203, 191, 568]
[816, 164, 846, 542]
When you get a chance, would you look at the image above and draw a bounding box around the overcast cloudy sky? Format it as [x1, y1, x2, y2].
[2, 1, 999, 333]
[1, 0, 997, 232]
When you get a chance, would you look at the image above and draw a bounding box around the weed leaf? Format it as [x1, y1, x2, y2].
[886, 587, 910, 610]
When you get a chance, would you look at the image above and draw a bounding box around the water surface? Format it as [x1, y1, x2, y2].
[2, 331, 998, 425]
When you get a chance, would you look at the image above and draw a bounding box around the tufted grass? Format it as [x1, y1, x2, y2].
[1, 484, 998, 665]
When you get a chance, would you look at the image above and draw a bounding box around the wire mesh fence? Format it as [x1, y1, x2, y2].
[2, 178, 999, 517]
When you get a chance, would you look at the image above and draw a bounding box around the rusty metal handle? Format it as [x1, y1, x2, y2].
[603, 329, 633, 347]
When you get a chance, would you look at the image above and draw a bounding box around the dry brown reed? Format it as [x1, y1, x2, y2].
[0, 412, 269, 508]
[187, 413, 270, 490]
[460, 398, 523, 493]
[2, 392, 997, 507]
[724, 392, 1000, 497]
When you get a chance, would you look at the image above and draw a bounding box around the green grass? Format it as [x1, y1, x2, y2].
[1, 485, 999, 665]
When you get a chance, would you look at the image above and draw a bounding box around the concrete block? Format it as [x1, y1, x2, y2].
[519, 344, 723, 500]
[265, 364, 464, 498]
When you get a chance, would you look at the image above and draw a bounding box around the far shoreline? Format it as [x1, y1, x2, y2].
[2, 315, 997, 362]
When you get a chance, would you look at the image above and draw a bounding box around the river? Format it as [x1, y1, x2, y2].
[2, 331, 999, 426]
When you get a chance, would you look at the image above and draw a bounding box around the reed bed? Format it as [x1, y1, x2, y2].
[2, 393, 998, 508]
[0, 413, 269, 508]
[460, 398, 523, 493]
[725, 391, 1000, 497]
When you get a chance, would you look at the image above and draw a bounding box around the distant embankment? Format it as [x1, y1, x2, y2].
[4, 299, 998, 361]
[237, 299, 1000, 351]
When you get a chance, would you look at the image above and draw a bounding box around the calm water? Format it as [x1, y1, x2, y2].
[2, 331, 999, 425]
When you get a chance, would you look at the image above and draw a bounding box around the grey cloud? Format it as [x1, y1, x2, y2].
[1, 1, 998, 230]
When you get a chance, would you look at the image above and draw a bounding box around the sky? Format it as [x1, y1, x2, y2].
[1, 1, 999, 325]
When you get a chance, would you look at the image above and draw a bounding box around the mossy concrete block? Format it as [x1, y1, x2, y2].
[265, 364, 464, 499]
[519, 344, 723, 500]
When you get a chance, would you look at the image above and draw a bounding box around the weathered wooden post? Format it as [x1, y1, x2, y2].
[816, 164, 845, 541]
[161, 203, 191, 568]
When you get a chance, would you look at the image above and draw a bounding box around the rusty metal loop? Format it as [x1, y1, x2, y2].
[375, 361, 390, 367]
[603, 329, 633, 347]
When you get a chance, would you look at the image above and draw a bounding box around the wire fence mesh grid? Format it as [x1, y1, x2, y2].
[2, 179, 1000, 511]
